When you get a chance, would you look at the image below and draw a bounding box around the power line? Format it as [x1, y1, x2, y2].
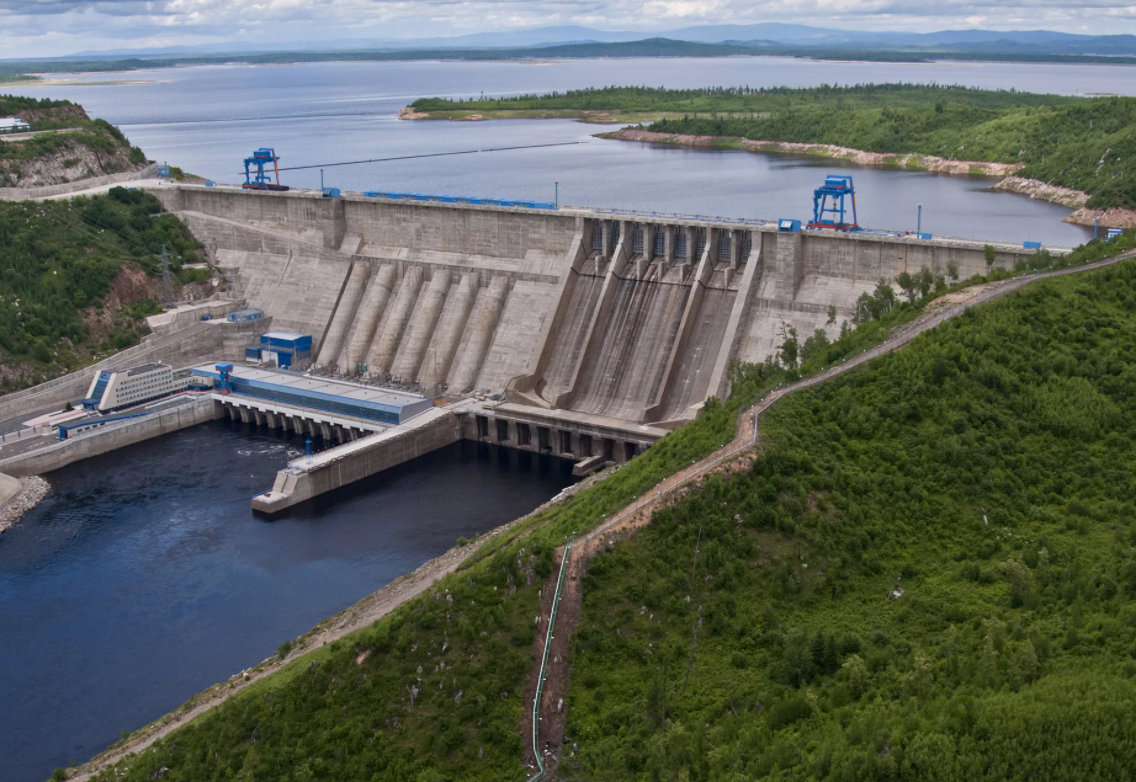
[247, 140, 588, 175]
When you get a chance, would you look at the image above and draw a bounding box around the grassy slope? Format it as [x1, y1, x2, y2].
[72, 233, 1136, 782]
[411, 85, 1135, 210]
[0, 188, 203, 392]
[562, 259, 1136, 781]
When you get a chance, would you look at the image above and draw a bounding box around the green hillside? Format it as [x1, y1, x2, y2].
[65, 232, 1136, 782]
[412, 85, 1136, 210]
[0, 188, 203, 391]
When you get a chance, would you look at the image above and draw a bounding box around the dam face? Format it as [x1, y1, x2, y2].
[155, 185, 1040, 457]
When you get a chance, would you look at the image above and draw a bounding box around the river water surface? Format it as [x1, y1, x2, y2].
[11, 56, 1130, 245]
[0, 421, 573, 782]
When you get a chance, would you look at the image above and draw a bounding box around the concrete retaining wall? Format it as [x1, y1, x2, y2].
[0, 396, 223, 477]
[0, 163, 159, 201]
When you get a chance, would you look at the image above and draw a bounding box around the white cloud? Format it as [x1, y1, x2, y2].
[1, 0, 1135, 58]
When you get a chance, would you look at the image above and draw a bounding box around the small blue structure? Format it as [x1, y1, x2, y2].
[1023, 241, 1042, 250]
[216, 364, 235, 394]
[777, 218, 802, 233]
[322, 187, 341, 199]
[242, 148, 288, 191]
[1107, 228, 1123, 241]
[157, 161, 170, 180]
[227, 308, 264, 323]
[808, 175, 859, 232]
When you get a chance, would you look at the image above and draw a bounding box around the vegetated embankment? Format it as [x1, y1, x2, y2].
[0, 187, 208, 393]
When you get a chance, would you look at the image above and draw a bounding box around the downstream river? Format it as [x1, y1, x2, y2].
[0, 422, 574, 782]
[12, 56, 1129, 246]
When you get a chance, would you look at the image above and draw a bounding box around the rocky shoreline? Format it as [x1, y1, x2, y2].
[0, 475, 49, 533]
[602, 128, 1136, 231]
[601, 127, 1026, 176]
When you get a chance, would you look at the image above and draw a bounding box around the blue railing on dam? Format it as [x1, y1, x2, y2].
[363, 191, 556, 210]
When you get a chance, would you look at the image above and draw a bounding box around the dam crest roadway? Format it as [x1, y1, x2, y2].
[0, 183, 1063, 512]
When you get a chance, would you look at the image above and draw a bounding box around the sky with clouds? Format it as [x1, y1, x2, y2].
[1, 0, 1134, 59]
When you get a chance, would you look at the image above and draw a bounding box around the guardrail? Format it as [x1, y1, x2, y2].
[364, 191, 556, 210]
[528, 539, 573, 782]
[577, 206, 774, 227]
[0, 424, 53, 443]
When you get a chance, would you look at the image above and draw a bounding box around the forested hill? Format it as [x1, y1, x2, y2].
[412, 85, 1136, 211]
[67, 232, 1136, 782]
[0, 188, 205, 393]
[0, 95, 147, 189]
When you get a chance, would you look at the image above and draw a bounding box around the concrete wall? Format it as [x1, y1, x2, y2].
[155, 187, 346, 249]
[0, 163, 159, 201]
[252, 410, 461, 513]
[0, 396, 222, 477]
[179, 211, 352, 345]
[145, 295, 243, 336]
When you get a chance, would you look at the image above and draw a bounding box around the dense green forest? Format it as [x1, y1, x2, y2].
[412, 85, 1136, 210]
[0, 188, 202, 389]
[69, 232, 1136, 782]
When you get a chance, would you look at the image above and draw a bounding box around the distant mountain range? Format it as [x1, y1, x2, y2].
[58, 24, 1136, 60]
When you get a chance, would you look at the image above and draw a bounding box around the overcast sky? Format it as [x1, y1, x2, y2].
[2, 1, 1134, 59]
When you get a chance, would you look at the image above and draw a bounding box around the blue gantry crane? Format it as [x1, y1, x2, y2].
[242, 148, 289, 191]
[808, 175, 859, 232]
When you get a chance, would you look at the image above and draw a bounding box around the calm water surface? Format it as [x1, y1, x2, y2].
[11, 57, 1121, 245]
[0, 421, 573, 782]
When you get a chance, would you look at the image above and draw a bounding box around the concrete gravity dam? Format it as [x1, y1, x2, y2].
[26, 183, 1036, 511]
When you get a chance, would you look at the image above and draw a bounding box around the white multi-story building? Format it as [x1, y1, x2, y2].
[82, 363, 184, 412]
[0, 117, 31, 133]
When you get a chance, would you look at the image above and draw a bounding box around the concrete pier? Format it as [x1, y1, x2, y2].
[252, 407, 461, 513]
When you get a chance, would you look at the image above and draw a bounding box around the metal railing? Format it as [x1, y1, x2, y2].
[528, 539, 573, 782]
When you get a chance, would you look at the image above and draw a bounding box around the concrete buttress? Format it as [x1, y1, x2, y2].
[391, 268, 452, 383]
[448, 275, 509, 392]
[367, 265, 423, 377]
[316, 261, 370, 367]
[419, 271, 479, 391]
[342, 264, 396, 372]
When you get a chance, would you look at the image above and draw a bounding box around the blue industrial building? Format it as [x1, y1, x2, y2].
[245, 331, 313, 369]
[191, 365, 434, 425]
[227, 308, 265, 323]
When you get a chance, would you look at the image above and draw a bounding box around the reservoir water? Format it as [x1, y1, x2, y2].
[11, 56, 1128, 246]
[0, 421, 574, 782]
